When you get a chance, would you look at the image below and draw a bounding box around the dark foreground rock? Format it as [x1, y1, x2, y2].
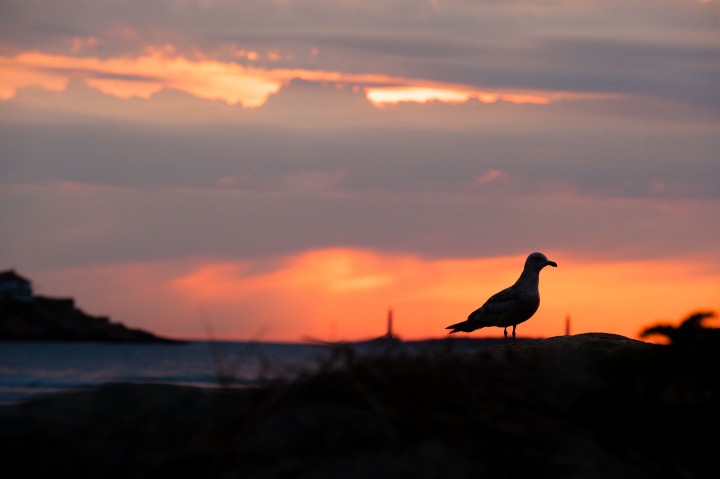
[1, 333, 718, 479]
[0, 297, 180, 343]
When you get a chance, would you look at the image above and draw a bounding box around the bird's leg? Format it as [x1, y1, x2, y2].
[512, 325, 516, 342]
[503, 327, 508, 343]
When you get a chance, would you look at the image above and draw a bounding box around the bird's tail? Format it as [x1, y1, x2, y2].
[445, 321, 473, 334]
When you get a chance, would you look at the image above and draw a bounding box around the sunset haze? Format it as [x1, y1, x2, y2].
[1, 0, 718, 342]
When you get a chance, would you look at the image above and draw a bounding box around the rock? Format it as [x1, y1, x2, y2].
[0, 296, 179, 343]
[481, 332, 659, 359]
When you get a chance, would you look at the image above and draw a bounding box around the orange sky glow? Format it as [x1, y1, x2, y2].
[44, 249, 719, 344]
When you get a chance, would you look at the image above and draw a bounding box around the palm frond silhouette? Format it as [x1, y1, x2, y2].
[640, 310, 718, 346]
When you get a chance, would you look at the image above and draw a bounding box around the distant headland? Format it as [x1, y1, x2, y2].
[0, 269, 181, 343]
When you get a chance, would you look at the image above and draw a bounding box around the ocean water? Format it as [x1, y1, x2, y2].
[0, 338, 499, 406]
[0, 340, 332, 405]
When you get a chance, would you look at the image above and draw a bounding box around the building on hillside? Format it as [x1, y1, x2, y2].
[0, 269, 34, 302]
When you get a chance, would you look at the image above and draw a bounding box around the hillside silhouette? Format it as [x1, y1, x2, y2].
[0, 269, 178, 343]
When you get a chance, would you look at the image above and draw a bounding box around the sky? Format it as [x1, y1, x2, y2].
[1, 0, 718, 342]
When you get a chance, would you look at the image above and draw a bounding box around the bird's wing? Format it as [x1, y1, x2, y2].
[468, 286, 519, 321]
[483, 286, 519, 309]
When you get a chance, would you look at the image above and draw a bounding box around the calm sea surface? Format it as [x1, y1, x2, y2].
[0, 338, 496, 406]
[0, 340, 332, 405]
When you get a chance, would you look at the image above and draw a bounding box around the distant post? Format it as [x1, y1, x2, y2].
[386, 308, 394, 338]
[565, 315, 571, 336]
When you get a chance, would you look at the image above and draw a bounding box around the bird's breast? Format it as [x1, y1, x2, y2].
[511, 294, 540, 323]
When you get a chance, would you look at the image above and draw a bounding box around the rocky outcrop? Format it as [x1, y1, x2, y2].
[0, 296, 179, 343]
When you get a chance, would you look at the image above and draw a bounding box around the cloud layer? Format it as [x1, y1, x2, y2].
[1, 0, 718, 340]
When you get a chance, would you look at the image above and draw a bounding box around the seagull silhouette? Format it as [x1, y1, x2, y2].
[446, 252, 557, 342]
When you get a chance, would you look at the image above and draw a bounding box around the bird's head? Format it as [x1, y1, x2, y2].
[526, 252, 558, 270]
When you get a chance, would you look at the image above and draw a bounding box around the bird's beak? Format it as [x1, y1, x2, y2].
[547, 261, 558, 267]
